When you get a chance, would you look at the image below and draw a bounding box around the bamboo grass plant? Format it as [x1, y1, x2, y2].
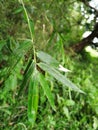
[18, 0, 85, 128]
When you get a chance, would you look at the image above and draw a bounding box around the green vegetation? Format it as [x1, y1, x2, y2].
[0, 0, 98, 130]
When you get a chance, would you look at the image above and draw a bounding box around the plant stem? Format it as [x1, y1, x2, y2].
[20, 0, 36, 64]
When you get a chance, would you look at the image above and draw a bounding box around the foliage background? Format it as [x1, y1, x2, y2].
[0, 0, 98, 130]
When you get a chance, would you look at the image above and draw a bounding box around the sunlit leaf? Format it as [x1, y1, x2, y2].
[37, 51, 59, 67]
[38, 73, 56, 111]
[59, 64, 71, 72]
[63, 106, 70, 120]
[65, 99, 75, 106]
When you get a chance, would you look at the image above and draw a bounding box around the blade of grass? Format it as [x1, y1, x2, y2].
[38, 73, 56, 111]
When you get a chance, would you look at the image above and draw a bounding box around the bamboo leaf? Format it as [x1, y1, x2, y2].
[3, 74, 17, 96]
[18, 60, 35, 96]
[29, 20, 34, 37]
[14, 7, 23, 14]
[38, 62, 84, 94]
[37, 51, 59, 67]
[14, 40, 32, 56]
[28, 70, 39, 127]
[38, 73, 56, 111]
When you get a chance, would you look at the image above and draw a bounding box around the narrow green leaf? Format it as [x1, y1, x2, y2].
[28, 70, 39, 127]
[14, 7, 23, 14]
[30, 20, 34, 37]
[38, 62, 84, 93]
[3, 74, 17, 96]
[38, 73, 56, 111]
[14, 40, 32, 56]
[18, 60, 35, 96]
[37, 51, 59, 67]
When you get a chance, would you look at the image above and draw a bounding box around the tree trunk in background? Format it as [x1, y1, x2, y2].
[72, 23, 98, 52]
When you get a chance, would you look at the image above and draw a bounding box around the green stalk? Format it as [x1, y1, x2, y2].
[20, 0, 36, 64]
